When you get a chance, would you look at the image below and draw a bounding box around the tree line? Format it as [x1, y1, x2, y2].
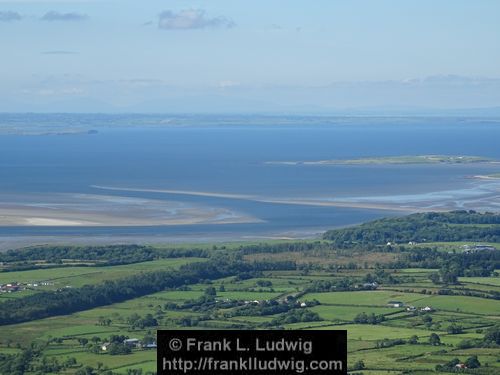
[323, 210, 500, 246]
[0, 259, 251, 326]
[0, 244, 210, 271]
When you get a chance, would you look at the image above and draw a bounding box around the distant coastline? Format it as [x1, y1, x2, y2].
[265, 155, 498, 166]
[0, 129, 98, 136]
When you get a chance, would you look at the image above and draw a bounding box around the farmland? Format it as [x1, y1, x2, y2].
[2, 265, 499, 374]
[0, 211, 499, 374]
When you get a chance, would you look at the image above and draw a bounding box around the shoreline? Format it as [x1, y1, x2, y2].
[93, 185, 444, 213]
[265, 158, 499, 167]
[0, 193, 261, 227]
[2, 180, 497, 229]
[472, 175, 500, 180]
[0, 210, 260, 227]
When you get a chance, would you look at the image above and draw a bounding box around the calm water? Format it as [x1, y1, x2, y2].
[1, 115, 500, 243]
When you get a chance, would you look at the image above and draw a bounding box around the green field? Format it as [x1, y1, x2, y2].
[0, 258, 204, 289]
[310, 305, 399, 321]
[459, 276, 500, 287]
[0, 214, 499, 374]
[2, 262, 498, 374]
[303, 290, 428, 306]
[410, 294, 500, 315]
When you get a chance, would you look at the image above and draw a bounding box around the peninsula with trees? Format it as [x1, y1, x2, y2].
[266, 155, 498, 166]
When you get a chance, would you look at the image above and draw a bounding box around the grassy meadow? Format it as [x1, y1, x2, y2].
[1, 216, 499, 374]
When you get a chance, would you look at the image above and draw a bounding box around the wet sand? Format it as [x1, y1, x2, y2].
[0, 193, 260, 227]
[93, 185, 434, 213]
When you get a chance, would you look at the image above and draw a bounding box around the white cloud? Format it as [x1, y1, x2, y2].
[158, 9, 235, 30]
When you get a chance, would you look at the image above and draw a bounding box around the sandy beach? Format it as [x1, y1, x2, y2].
[0, 193, 260, 227]
[93, 185, 431, 213]
[93, 184, 500, 214]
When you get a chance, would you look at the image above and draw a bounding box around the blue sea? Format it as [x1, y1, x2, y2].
[1, 115, 499, 246]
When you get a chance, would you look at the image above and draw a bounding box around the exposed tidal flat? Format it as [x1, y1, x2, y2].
[474, 173, 500, 180]
[1, 114, 500, 248]
[0, 193, 258, 227]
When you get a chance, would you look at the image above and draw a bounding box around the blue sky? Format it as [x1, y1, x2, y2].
[1, 0, 500, 113]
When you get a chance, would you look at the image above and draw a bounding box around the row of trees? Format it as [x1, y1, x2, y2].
[323, 210, 500, 246]
[0, 345, 80, 375]
[0, 244, 210, 270]
[0, 259, 252, 325]
[456, 325, 500, 349]
[435, 356, 481, 371]
[238, 241, 333, 255]
[268, 309, 321, 326]
[353, 312, 386, 324]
